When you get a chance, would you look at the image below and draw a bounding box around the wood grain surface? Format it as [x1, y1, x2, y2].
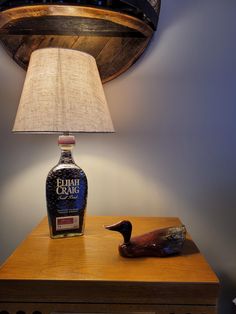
[0, 302, 217, 314]
[0, 216, 219, 307]
[0, 0, 161, 30]
[0, 5, 153, 82]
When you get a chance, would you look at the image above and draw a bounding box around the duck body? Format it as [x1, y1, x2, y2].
[105, 220, 186, 258]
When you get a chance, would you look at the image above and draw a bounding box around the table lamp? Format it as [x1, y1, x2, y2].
[12, 47, 114, 239]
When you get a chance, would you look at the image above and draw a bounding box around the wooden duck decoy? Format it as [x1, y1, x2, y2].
[105, 220, 186, 258]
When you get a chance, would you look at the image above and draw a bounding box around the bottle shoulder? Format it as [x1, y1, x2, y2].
[47, 163, 87, 180]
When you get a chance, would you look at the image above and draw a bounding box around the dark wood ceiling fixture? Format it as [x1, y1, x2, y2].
[0, 0, 161, 82]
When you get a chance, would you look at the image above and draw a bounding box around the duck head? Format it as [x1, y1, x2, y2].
[105, 220, 132, 244]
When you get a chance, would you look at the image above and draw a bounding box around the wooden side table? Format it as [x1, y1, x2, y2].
[0, 216, 219, 314]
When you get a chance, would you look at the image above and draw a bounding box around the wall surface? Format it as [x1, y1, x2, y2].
[0, 0, 236, 313]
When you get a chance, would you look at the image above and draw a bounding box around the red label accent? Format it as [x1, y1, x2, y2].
[58, 218, 74, 225]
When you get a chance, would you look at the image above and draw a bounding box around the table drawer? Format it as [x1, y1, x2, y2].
[0, 303, 217, 314]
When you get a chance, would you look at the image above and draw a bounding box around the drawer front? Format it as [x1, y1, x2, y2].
[155, 305, 217, 314]
[0, 303, 217, 314]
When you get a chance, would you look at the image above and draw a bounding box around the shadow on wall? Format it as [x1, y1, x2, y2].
[218, 273, 236, 314]
[128, 0, 201, 74]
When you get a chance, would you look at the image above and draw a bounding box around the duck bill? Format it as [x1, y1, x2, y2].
[104, 221, 123, 231]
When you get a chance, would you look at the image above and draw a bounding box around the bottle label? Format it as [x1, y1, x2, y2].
[56, 178, 80, 200]
[56, 216, 80, 231]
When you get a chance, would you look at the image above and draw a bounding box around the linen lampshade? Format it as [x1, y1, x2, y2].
[13, 48, 114, 133]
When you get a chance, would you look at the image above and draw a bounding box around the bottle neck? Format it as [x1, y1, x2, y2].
[59, 149, 75, 164]
[57, 134, 76, 164]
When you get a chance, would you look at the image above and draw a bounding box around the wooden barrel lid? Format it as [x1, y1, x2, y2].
[0, 1, 161, 82]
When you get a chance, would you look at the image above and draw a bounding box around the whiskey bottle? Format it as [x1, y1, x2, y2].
[46, 135, 88, 238]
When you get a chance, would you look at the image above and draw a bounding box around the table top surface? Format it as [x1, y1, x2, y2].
[0, 216, 219, 284]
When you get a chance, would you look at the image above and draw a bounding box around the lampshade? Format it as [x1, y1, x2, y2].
[13, 48, 114, 133]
